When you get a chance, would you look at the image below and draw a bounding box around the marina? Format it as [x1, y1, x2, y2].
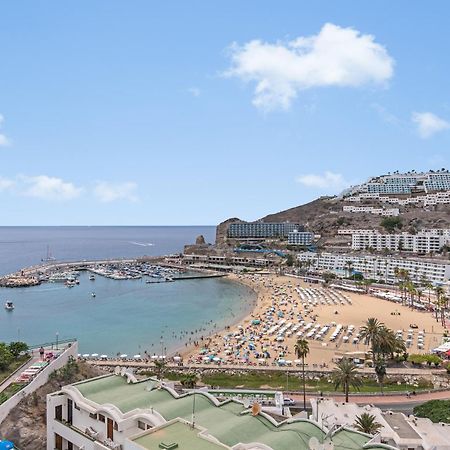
[0, 270, 256, 357]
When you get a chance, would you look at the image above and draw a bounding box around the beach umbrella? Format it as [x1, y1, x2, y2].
[0, 441, 14, 450]
[151, 355, 158, 360]
[100, 355, 108, 360]
[133, 354, 141, 359]
[82, 354, 90, 358]
[173, 356, 181, 361]
[120, 354, 128, 358]
[91, 353, 99, 358]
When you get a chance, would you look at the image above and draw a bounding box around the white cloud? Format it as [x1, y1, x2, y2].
[0, 135, 10, 146]
[188, 87, 201, 97]
[0, 114, 10, 147]
[94, 181, 138, 203]
[225, 23, 394, 111]
[21, 175, 82, 201]
[296, 171, 349, 191]
[0, 177, 14, 191]
[412, 112, 450, 138]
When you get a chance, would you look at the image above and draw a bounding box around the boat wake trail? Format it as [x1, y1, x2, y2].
[129, 241, 154, 247]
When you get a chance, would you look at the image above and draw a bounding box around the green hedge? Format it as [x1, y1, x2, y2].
[414, 400, 450, 423]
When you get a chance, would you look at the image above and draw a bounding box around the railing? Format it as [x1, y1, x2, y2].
[28, 338, 77, 350]
[55, 418, 96, 442]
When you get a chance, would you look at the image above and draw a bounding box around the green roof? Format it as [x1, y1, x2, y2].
[74, 375, 373, 450]
[132, 420, 226, 450]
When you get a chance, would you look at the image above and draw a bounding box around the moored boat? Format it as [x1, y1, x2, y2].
[4, 301, 14, 311]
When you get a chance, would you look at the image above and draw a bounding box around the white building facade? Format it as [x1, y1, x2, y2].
[351, 231, 446, 254]
[297, 251, 450, 284]
[287, 231, 314, 246]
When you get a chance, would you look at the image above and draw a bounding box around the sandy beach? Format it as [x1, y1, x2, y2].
[182, 273, 446, 367]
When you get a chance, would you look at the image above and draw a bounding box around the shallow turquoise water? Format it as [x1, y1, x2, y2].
[0, 272, 256, 356]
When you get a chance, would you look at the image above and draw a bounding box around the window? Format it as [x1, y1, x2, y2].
[55, 405, 62, 421]
[138, 420, 146, 430]
[98, 414, 105, 423]
[67, 399, 73, 426]
[114, 421, 118, 431]
[55, 433, 63, 450]
[89, 413, 97, 420]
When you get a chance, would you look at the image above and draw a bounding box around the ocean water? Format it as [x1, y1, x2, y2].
[0, 226, 216, 275]
[0, 272, 256, 355]
[0, 226, 256, 355]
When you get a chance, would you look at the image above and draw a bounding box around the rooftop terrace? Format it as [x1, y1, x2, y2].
[73, 375, 378, 450]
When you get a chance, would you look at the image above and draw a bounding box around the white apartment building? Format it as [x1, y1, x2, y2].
[46, 373, 384, 450]
[312, 399, 450, 450]
[183, 254, 271, 267]
[287, 231, 314, 246]
[338, 229, 378, 235]
[342, 205, 400, 216]
[351, 231, 446, 254]
[297, 251, 450, 284]
[344, 170, 450, 197]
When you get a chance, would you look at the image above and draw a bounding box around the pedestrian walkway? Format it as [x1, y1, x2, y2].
[291, 389, 450, 405]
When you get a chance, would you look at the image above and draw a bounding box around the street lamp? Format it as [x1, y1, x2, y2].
[56, 332, 59, 350]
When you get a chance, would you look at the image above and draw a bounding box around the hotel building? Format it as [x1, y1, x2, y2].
[227, 222, 302, 239]
[351, 232, 446, 254]
[297, 252, 450, 285]
[287, 231, 314, 246]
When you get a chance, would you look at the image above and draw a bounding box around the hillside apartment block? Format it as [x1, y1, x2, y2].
[287, 231, 314, 246]
[342, 205, 400, 216]
[227, 222, 302, 239]
[341, 171, 450, 207]
[350, 230, 450, 254]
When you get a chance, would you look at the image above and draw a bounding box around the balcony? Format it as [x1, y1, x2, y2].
[55, 419, 122, 450]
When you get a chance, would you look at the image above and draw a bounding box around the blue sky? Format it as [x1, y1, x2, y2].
[1, 1, 449, 225]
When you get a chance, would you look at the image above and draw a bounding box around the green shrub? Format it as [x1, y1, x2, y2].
[414, 400, 450, 423]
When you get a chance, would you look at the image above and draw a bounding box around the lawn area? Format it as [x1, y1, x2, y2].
[0, 382, 26, 405]
[0, 355, 30, 384]
[414, 400, 450, 423]
[201, 372, 432, 392]
[144, 370, 433, 393]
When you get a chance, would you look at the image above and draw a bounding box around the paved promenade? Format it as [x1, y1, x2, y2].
[87, 358, 444, 376]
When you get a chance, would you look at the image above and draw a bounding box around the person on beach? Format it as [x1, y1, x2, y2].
[39, 346, 45, 361]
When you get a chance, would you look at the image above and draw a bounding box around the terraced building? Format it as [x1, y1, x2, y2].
[46, 374, 393, 450]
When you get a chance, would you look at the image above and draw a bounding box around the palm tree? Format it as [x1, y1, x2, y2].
[294, 338, 310, 410]
[377, 327, 401, 358]
[181, 373, 198, 389]
[439, 295, 448, 327]
[333, 358, 362, 403]
[360, 318, 385, 358]
[154, 359, 167, 380]
[406, 281, 416, 308]
[354, 413, 383, 435]
[434, 286, 445, 321]
[374, 358, 387, 395]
